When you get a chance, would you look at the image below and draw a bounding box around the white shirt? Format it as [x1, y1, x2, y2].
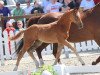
[24, 6, 33, 15]
[46, 2, 62, 13]
[42, 0, 50, 13]
[80, 0, 95, 10]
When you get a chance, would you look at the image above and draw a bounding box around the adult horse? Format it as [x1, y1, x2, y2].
[13, 3, 100, 70]
[10, 9, 84, 71]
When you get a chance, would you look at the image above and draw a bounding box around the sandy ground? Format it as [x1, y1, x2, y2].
[0, 52, 100, 75]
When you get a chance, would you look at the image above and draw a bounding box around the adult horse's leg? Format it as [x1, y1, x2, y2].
[53, 44, 64, 65]
[52, 43, 62, 64]
[92, 37, 100, 65]
[92, 56, 100, 65]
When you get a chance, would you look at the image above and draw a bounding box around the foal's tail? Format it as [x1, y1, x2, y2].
[10, 30, 25, 41]
[14, 39, 24, 56]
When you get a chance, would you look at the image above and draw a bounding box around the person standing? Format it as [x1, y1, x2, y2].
[15, 20, 25, 31]
[24, 0, 33, 22]
[0, 1, 11, 29]
[31, 1, 44, 14]
[3, 21, 15, 55]
[80, 0, 95, 10]
[46, 0, 62, 13]
[41, 0, 50, 13]
[12, 2, 25, 29]
[24, 0, 33, 15]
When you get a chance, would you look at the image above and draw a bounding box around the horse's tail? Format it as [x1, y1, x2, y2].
[12, 39, 23, 57]
[10, 30, 25, 41]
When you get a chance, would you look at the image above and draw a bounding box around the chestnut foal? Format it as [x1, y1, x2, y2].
[10, 9, 84, 71]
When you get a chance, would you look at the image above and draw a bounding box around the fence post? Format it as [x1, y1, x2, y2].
[3, 31, 11, 59]
[0, 14, 5, 66]
[0, 14, 4, 31]
[0, 28, 5, 66]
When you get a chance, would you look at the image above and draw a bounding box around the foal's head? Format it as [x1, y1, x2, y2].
[69, 9, 83, 29]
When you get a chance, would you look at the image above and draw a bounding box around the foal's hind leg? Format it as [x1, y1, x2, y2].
[60, 40, 85, 65]
[27, 50, 39, 68]
[13, 41, 37, 71]
[35, 43, 49, 66]
[13, 47, 27, 71]
[27, 40, 43, 67]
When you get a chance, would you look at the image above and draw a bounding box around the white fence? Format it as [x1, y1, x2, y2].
[0, 27, 100, 60]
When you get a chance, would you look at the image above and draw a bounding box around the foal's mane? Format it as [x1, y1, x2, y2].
[57, 9, 75, 25]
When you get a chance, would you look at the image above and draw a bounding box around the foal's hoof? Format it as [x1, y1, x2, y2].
[92, 61, 96, 65]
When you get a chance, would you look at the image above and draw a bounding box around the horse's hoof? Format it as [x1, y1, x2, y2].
[92, 61, 96, 65]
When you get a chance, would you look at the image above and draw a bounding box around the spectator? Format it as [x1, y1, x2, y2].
[3, 21, 15, 35]
[61, 0, 77, 12]
[41, 0, 50, 13]
[3, 21, 15, 55]
[14, 20, 25, 49]
[14, 20, 25, 43]
[80, 0, 95, 11]
[24, 0, 33, 15]
[12, 2, 25, 29]
[0, 1, 11, 29]
[46, 0, 62, 13]
[31, 1, 44, 14]
[24, 0, 33, 22]
[15, 20, 25, 31]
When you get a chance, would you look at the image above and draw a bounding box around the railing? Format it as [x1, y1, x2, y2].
[0, 29, 99, 60]
[0, 13, 99, 60]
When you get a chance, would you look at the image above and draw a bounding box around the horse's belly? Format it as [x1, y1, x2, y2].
[38, 34, 58, 43]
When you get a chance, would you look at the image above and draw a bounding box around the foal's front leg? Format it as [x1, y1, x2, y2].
[61, 40, 85, 65]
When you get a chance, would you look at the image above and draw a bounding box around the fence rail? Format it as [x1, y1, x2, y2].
[0, 29, 100, 60]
